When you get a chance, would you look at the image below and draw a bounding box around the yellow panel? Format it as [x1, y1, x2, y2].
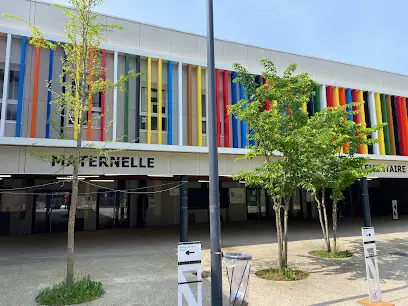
[333, 86, 340, 107]
[374, 92, 385, 155]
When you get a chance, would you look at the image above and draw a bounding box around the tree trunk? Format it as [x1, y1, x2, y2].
[274, 201, 283, 271]
[66, 136, 81, 283]
[315, 194, 327, 251]
[282, 199, 289, 268]
[321, 190, 331, 252]
[332, 200, 338, 252]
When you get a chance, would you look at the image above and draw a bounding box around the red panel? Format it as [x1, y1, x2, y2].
[326, 86, 333, 107]
[352, 90, 360, 124]
[215, 69, 221, 147]
[396, 97, 406, 156]
[262, 77, 270, 110]
[400, 97, 408, 156]
[100, 49, 106, 141]
[223, 70, 230, 147]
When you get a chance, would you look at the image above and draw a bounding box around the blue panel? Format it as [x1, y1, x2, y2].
[15, 36, 26, 137]
[345, 88, 353, 121]
[45, 43, 54, 138]
[231, 72, 238, 148]
[239, 83, 247, 147]
[60, 52, 66, 137]
[167, 61, 173, 145]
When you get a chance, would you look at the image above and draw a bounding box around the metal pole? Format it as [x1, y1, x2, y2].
[206, 0, 223, 304]
[360, 177, 371, 227]
[180, 175, 188, 242]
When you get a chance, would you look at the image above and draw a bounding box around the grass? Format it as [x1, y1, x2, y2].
[309, 249, 353, 259]
[255, 267, 309, 281]
[36, 276, 104, 305]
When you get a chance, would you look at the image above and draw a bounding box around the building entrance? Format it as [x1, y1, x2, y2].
[96, 190, 129, 229]
[32, 193, 69, 233]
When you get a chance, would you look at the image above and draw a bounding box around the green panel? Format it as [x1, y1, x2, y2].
[380, 94, 390, 155]
[314, 85, 321, 112]
[124, 54, 129, 142]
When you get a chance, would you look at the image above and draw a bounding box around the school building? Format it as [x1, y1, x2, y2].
[0, 0, 407, 235]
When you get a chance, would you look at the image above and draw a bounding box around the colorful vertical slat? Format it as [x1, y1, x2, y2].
[332, 87, 339, 107]
[135, 55, 140, 143]
[0, 33, 11, 137]
[320, 85, 327, 110]
[100, 49, 106, 141]
[339, 88, 346, 107]
[147, 57, 152, 144]
[380, 94, 390, 155]
[223, 70, 230, 147]
[45, 44, 54, 138]
[391, 96, 400, 155]
[215, 69, 221, 147]
[368, 92, 379, 155]
[15, 36, 26, 137]
[124, 53, 129, 142]
[87, 49, 93, 141]
[358, 90, 368, 154]
[351, 90, 360, 125]
[326, 86, 333, 107]
[262, 77, 270, 110]
[30, 46, 41, 138]
[157, 59, 162, 145]
[314, 85, 321, 112]
[345, 89, 353, 121]
[177, 63, 183, 145]
[187, 64, 192, 145]
[239, 83, 247, 148]
[167, 61, 172, 145]
[60, 52, 67, 138]
[374, 93, 385, 155]
[231, 71, 238, 148]
[396, 97, 406, 155]
[400, 97, 408, 156]
[363, 91, 373, 154]
[196, 66, 202, 146]
[112, 51, 118, 141]
[386, 95, 396, 155]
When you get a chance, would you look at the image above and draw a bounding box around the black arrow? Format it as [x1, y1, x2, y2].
[186, 251, 195, 255]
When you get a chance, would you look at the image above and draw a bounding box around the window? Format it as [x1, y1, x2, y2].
[0, 66, 20, 122]
[201, 93, 222, 135]
[140, 87, 168, 131]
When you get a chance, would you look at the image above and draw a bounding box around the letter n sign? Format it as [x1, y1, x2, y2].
[177, 242, 202, 306]
[362, 227, 381, 303]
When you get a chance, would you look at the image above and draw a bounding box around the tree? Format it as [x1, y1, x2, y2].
[4, 0, 139, 283]
[229, 60, 317, 270]
[299, 106, 384, 252]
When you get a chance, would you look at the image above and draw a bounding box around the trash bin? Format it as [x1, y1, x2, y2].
[224, 252, 252, 306]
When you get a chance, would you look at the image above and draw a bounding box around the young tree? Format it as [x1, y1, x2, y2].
[229, 60, 317, 270]
[5, 0, 139, 282]
[299, 106, 384, 252]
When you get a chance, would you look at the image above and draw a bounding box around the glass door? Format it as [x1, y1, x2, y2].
[33, 193, 69, 233]
[97, 191, 129, 229]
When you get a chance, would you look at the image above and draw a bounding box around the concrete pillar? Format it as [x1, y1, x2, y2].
[180, 175, 188, 242]
[128, 180, 139, 228]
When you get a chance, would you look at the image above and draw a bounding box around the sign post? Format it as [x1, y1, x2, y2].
[178, 242, 202, 306]
[392, 200, 398, 220]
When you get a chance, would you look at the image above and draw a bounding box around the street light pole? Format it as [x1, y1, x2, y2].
[360, 177, 371, 227]
[206, 0, 223, 304]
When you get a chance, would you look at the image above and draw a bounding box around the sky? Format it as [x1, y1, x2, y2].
[42, 0, 408, 75]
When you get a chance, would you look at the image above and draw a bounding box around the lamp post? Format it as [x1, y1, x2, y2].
[206, 0, 223, 304]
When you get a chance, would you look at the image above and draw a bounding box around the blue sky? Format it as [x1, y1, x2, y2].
[43, 0, 408, 75]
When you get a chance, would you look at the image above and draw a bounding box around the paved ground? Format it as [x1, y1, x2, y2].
[0, 217, 407, 305]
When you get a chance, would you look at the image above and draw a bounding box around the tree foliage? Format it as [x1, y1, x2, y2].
[229, 59, 317, 270]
